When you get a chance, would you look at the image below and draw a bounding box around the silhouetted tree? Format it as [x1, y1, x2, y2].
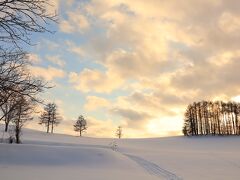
[183, 101, 240, 136]
[73, 115, 87, 137]
[116, 126, 122, 139]
[0, 94, 17, 132]
[50, 103, 61, 133]
[11, 95, 35, 143]
[39, 103, 61, 133]
[0, 50, 49, 121]
[0, 0, 57, 141]
[182, 125, 188, 136]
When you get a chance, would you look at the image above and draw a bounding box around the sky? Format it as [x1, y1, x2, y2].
[26, 0, 240, 138]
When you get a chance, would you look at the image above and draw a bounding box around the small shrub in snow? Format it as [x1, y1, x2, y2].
[109, 141, 118, 151]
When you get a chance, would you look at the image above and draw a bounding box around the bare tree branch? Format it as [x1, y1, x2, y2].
[0, 0, 57, 48]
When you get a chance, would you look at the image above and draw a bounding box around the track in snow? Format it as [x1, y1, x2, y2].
[124, 154, 182, 180]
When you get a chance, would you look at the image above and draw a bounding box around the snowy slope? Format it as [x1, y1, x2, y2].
[118, 137, 240, 180]
[0, 127, 240, 180]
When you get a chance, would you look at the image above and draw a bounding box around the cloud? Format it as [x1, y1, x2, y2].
[45, 0, 60, 15]
[109, 107, 153, 128]
[46, 55, 66, 67]
[110, 107, 152, 121]
[59, 11, 89, 33]
[66, 41, 85, 57]
[27, 54, 41, 64]
[86, 117, 116, 137]
[38, 39, 60, 51]
[29, 0, 240, 137]
[30, 66, 65, 81]
[70, 0, 240, 136]
[84, 96, 110, 111]
[218, 12, 240, 34]
[69, 68, 124, 93]
[171, 52, 240, 98]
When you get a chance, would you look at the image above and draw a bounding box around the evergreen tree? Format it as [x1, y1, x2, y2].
[74, 115, 87, 137]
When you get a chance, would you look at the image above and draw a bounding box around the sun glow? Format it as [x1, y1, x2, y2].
[147, 116, 183, 137]
[231, 95, 240, 102]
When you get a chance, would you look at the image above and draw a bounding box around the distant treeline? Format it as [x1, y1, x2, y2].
[183, 101, 240, 136]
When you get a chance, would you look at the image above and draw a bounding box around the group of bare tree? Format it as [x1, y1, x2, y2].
[0, 1, 124, 141]
[39, 103, 61, 133]
[183, 101, 240, 136]
[0, 51, 49, 143]
[0, 0, 56, 143]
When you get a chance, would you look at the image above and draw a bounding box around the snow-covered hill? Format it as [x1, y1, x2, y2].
[0, 127, 240, 180]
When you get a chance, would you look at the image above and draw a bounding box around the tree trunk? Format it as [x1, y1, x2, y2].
[51, 112, 55, 134]
[47, 117, 50, 133]
[216, 106, 221, 135]
[51, 120, 54, 133]
[16, 127, 20, 144]
[236, 114, 239, 135]
[15, 106, 22, 144]
[5, 121, 9, 132]
[198, 105, 203, 135]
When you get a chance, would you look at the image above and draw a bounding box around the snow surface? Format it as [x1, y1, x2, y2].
[0, 127, 240, 180]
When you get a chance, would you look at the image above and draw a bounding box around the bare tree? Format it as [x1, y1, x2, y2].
[116, 126, 122, 139]
[73, 115, 87, 137]
[0, 0, 57, 47]
[0, 0, 57, 141]
[11, 95, 35, 143]
[49, 103, 61, 133]
[183, 101, 240, 136]
[0, 93, 18, 132]
[0, 49, 49, 122]
[39, 104, 52, 133]
[39, 103, 61, 133]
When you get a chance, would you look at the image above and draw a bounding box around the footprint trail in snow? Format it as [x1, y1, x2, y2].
[124, 154, 183, 180]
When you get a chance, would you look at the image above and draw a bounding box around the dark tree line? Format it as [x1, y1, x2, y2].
[183, 101, 240, 136]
